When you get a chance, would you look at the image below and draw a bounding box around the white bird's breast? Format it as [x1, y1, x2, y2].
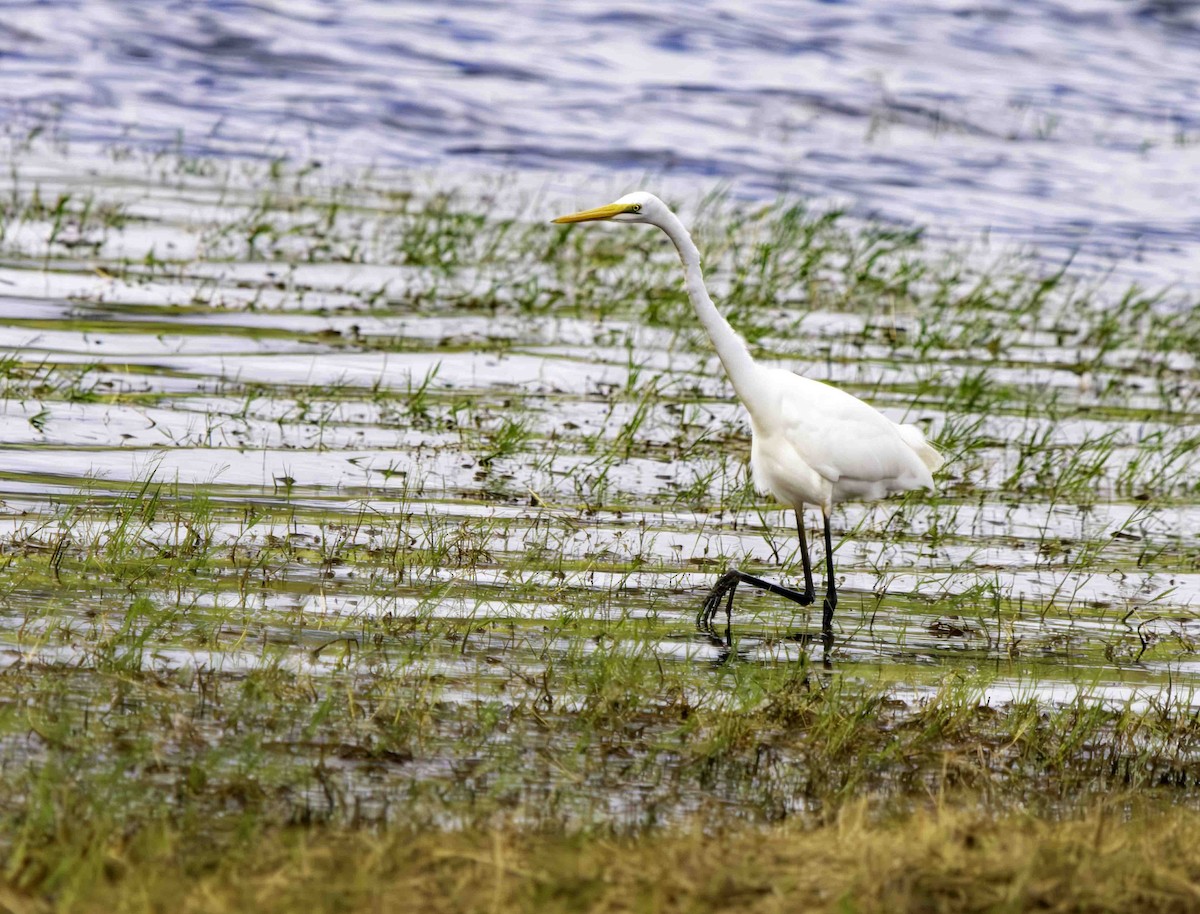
[749, 428, 832, 511]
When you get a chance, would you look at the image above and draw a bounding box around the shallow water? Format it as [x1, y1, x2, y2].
[1, 17, 1199, 823]
[0, 154, 1196, 715]
[3, 0, 1200, 288]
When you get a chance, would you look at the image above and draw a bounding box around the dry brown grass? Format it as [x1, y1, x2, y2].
[10, 799, 1200, 914]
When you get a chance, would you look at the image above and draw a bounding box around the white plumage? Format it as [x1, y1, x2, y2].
[748, 368, 942, 511]
[553, 191, 943, 645]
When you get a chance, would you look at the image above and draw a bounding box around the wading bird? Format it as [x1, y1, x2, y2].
[553, 192, 943, 646]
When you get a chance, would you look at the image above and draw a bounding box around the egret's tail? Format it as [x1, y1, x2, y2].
[897, 423, 945, 473]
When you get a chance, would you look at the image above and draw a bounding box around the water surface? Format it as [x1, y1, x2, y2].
[3, 0, 1200, 287]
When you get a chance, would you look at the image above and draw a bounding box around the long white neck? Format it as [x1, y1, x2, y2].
[655, 211, 768, 415]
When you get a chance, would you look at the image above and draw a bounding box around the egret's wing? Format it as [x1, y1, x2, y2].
[770, 371, 930, 484]
[895, 422, 945, 472]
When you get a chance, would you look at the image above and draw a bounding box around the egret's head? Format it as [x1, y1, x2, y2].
[552, 191, 667, 227]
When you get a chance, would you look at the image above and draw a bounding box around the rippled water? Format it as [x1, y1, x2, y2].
[3, 0, 1200, 288]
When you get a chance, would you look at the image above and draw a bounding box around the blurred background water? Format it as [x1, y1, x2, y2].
[1, 0, 1198, 288]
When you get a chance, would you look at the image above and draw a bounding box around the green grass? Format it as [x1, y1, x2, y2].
[0, 138, 1198, 910]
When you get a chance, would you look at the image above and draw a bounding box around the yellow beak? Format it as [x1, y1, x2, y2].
[551, 202, 632, 224]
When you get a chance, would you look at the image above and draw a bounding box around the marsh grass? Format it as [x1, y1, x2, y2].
[9, 800, 1200, 913]
[0, 140, 1198, 909]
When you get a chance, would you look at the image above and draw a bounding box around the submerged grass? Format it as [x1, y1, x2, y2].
[0, 139, 1198, 908]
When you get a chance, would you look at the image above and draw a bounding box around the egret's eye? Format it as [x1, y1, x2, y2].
[630, 204, 642, 212]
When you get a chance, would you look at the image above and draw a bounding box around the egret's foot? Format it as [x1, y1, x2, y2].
[698, 570, 741, 632]
[698, 569, 820, 633]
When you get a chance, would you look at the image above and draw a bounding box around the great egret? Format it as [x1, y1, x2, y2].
[552, 192, 943, 645]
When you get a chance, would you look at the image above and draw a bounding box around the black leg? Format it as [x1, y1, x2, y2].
[796, 512, 816, 605]
[697, 568, 815, 632]
[696, 510, 826, 638]
[821, 510, 837, 642]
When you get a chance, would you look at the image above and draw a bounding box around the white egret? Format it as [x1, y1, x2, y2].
[552, 192, 943, 644]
